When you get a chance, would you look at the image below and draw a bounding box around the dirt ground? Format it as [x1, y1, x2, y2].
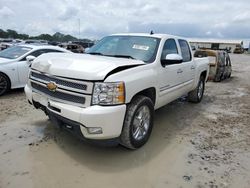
[0, 54, 250, 188]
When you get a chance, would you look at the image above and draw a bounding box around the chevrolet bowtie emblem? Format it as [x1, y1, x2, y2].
[47, 81, 57, 92]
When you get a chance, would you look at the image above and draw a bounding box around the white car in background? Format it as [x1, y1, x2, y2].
[0, 44, 69, 95]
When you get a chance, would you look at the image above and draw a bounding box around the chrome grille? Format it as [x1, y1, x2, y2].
[29, 70, 93, 107]
[31, 82, 85, 104]
[31, 72, 88, 91]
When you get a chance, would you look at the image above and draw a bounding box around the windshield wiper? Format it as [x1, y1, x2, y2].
[87, 52, 104, 56]
[106, 55, 136, 60]
[88, 53, 136, 60]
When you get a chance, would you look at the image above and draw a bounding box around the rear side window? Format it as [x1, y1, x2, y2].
[161, 39, 178, 59]
[20, 49, 63, 61]
[178, 39, 192, 62]
[29, 49, 62, 57]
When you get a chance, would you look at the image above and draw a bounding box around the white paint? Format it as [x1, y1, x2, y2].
[26, 33, 210, 140]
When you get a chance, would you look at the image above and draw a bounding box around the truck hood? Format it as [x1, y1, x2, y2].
[32, 53, 145, 80]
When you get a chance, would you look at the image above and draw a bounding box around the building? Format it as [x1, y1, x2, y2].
[188, 38, 243, 53]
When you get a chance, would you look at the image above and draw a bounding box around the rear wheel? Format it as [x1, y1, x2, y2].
[188, 76, 205, 103]
[0, 73, 10, 96]
[120, 96, 154, 149]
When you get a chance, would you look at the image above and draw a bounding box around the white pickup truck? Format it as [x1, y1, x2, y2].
[25, 33, 209, 149]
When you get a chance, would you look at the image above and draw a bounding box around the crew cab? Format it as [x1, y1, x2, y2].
[25, 33, 209, 149]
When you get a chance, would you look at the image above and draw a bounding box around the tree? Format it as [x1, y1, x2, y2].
[0, 29, 7, 38]
[0, 28, 90, 43]
[6, 29, 18, 38]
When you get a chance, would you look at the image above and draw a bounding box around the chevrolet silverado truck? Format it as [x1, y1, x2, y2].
[25, 33, 209, 149]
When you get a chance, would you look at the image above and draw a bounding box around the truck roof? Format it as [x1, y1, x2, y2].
[111, 33, 183, 39]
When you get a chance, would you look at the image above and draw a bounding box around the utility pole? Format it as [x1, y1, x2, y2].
[78, 18, 81, 41]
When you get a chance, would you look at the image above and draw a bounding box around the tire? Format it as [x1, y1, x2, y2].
[188, 76, 205, 103]
[220, 73, 224, 81]
[120, 95, 154, 149]
[214, 75, 221, 82]
[0, 73, 10, 96]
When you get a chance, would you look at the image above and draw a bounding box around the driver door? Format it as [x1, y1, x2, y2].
[157, 39, 184, 107]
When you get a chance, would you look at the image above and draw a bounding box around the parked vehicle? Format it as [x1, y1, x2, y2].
[0, 39, 15, 43]
[58, 43, 84, 53]
[48, 41, 61, 46]
[24, 40, 48, 44]
[25, 33, 209, 149]
[233, 44, 244, 54]
[194, 49, 232, 82]
[0, 42, 14, 51]
[0, 44, 69, 95]
[71, 41, 95, 49]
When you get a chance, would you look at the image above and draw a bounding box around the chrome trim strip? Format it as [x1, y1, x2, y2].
[160, 79, 193, 92]
[30, 79, 86, 97]
[31, 89, 91, 108]
[30, 70, 93, 94]
[30, 76, 91, 95]
[160, 85, 170, 91]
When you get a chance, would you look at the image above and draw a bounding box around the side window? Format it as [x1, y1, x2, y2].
[161, 39, 178, 59]
[20, 50, 44, 61]
[178, 39, 192, 62]
[29, 49, 46, 57]
[30, 49, 62, 57]
[21, 49, 62, 61]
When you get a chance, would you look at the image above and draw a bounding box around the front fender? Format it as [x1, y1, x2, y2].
[104, 64, 158, 104]
[0, 65, 18, 89]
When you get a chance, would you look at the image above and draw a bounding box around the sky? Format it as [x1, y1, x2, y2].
[0, 0, 250, 40]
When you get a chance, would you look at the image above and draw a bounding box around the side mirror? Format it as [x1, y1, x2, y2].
[26, 55, 36, 63]
[161, 54, 183, 67]
[84, 48, 90, 53]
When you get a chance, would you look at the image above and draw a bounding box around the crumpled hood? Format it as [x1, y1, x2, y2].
[31, 53, 145, 80]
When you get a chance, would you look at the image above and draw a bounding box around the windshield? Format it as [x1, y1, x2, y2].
[87, 36, 160, 63]
[0, 46, 32, 59]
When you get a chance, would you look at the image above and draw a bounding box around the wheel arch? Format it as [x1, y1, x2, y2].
[200, 70, 207, 81]
[129, 87, 156, 106]
[0, 71, 11, 88]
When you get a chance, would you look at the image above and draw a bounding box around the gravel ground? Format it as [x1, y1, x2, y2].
[0, 54, 250, 188]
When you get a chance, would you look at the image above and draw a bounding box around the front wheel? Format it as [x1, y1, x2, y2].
[0, 73, 10, 96]
[188, 76, 205, 103]
[120, 96, 154, 149]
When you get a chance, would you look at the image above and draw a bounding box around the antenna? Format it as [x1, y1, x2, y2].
[150, 30, 154, 35]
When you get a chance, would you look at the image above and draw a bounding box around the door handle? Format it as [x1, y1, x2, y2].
[191, 65, 195, 70]
[177, 69, 183, 74]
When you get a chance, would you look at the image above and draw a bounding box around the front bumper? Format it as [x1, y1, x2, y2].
[25, 85, 126, 140]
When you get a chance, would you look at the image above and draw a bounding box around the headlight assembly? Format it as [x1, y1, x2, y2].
[92, 82, 125, 105]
